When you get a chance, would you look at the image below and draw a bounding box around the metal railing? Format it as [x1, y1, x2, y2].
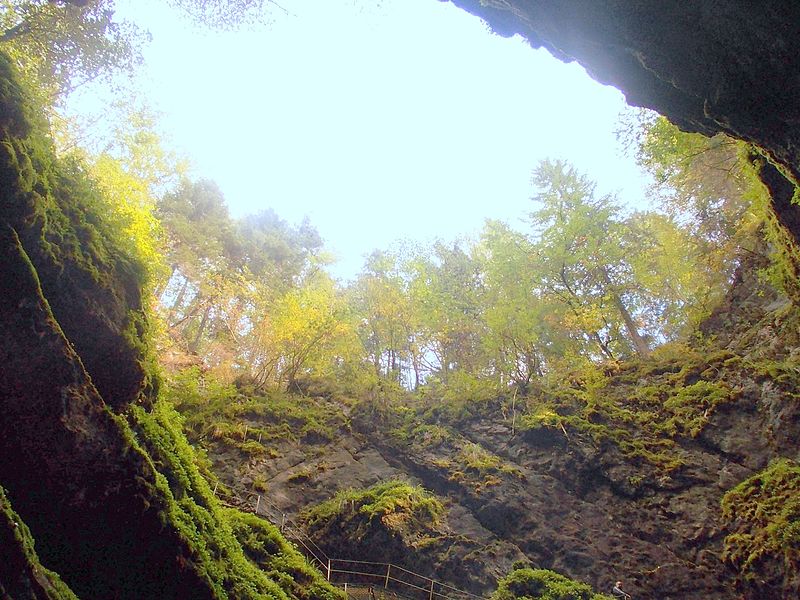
[215, 484, 485, 600]
[325, 558, 480, 600]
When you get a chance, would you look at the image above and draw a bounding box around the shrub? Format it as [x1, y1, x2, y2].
[303, 480, 444, 534]
[492, 567, 612, 600]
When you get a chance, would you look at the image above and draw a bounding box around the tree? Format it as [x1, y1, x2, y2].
[0, 0, 147, 99]
[238, 209, 325, 290]
[478, 220, 574, 386]
[529, 159, 651, 358]
[352, 249, 416, 385]
[243, 274, 357, 391]
[626, 111, 760, 289]
[165, 0, 278, 29]
[89, 153, 169, 292]
[407, 241, 487, 381]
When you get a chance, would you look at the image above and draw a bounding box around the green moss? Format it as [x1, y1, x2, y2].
[721, 459, 800, 586]
[226, 509, 344, 600]
[744, 152, 800, 299]
[0, 50, 335, 599]
[459, 442, 523, 481]
[166, 368, 348, 456]
[130, 399, 336, 600]
[516, 350, 740, 472]
[0, 51, 156, 409]
[303, 480, 444, 535]
[392, 422, 455, 448]
[491, 567, 613, 600]
[0, 486, 79, 600]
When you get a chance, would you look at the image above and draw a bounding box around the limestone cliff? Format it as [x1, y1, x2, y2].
[187, 261, 799, 600]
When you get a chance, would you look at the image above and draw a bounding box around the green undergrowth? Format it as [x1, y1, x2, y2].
[445, 441, 524, 492]
[492, 566, 613, 600]
[369, 378, 524, 492]
[721, 459, 800, 588]
[0, 486, 78, 600]
[361, 303, 800, 487]
[129, 399, 338, 600]
[745, 153, 800, 300]
[370, 343, 744, 475]
[302, 480, 444, 537]
[516, 344, 745, 472]
[166, 367, 349, 457]
[226, 509, 344, 600]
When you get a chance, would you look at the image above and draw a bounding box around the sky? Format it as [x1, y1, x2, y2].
[75, 0, 653, 280]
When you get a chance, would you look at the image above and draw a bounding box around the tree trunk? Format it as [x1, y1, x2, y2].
[598, 267, 649, 358]
[169, 276, 189, 319]
[0, 21, 31, 43]
[189, 304, 211, 353]
[609, 291, 650, 357]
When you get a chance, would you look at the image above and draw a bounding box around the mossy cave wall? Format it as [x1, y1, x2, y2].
[0, 53, 221, 599]
[2, 1, 800, 597]
[0, 52, 346, 600]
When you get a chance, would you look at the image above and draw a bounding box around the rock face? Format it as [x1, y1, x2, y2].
[0, 54, 338, 600]
[446, 1, 800, 243]
[180, 392, 528, 595]
[0, 487, 78, 600]
[198, 268, 800, 600]
[0, 55, 225, 599]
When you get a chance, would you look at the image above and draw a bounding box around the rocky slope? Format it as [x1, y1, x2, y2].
[183, 260, 800, 600]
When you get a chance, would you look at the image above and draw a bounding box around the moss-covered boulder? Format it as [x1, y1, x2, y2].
[721, 459, 800, 597]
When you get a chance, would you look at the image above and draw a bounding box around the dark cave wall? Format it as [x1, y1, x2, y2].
[0, 54, 220, 600]
[447, 0, 800, 238]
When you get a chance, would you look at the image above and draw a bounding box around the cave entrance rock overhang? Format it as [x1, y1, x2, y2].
[444, 0, 800, 243]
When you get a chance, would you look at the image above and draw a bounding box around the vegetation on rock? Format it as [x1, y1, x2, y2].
[0, 48, 336, 599]
[227, 509, 344, 600]
[491, 566, 612, 600]
[721, 459, 800, 595]
[303, 480, 444, 537]
[0, 487, 78, 600]
[2, 3, 800, 599]
[165, 367, 350, 457]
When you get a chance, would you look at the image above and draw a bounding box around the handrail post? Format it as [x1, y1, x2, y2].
[429, 579, 434, 600]
[327, 559, 331, 581]
[384, 564, 391, 589]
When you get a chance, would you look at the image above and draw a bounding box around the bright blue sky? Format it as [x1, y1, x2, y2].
[75, 0, 653, 280]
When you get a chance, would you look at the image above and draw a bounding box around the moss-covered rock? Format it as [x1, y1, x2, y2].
[302, 480, 444, 544]
[226, 509, 344, 600]
[0, 52, 152, 410]
[721, 459, 800, 597]
[491, 567, 612, 600]
[0, 487, 78, 600]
